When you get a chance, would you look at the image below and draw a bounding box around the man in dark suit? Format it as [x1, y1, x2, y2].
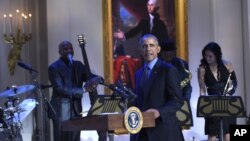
[48, 41, 103, 141]
[131, 34, 184, 141]
[114, 0, 168, 44]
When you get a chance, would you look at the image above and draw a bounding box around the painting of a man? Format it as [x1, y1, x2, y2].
[112, 0, 175, 90]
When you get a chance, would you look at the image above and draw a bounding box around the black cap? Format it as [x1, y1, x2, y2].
[160, 40, 176, 51]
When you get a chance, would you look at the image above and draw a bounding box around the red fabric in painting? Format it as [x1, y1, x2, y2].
[114, 56, 141, 90]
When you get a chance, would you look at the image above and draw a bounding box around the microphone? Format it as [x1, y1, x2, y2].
[106, 83, 137, 99]
[107, 84, 121, 92]
[67, 54, 73, 64]
[122, 85, 137, 99]
[99, 79, 137, 99]
[17, 61, 39, 73]
[99, 77, 105, 85]
[40, 84, 53, 89]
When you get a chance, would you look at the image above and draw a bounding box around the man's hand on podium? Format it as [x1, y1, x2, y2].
[146, 109, 160, 119]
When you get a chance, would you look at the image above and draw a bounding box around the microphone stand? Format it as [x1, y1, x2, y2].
[101, 82, 136, 112]
[29, 70, 55, 141]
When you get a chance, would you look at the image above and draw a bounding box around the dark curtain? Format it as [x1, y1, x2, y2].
[119, 0, 148, 20]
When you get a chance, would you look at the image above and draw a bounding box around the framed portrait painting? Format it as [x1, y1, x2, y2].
[103, 0, 188, 90]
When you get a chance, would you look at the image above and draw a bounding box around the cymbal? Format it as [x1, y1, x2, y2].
[4, 106, 18, 114]
[7, 99, 37, 122]
[0, 85, 35, 98]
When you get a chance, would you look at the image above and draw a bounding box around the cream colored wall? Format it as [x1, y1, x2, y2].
[188, 0, 212, 139]
[47, 0, 104, 77]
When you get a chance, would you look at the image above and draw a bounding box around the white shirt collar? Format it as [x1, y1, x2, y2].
[145, 57, 158, 70]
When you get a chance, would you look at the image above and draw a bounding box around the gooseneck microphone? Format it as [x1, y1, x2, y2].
[40, 84, 53, 89]
[17, 61, 39, 73]
[100, 80, 137, 99]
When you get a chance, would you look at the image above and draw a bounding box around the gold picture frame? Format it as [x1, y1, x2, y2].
[102, 0, 188, 86]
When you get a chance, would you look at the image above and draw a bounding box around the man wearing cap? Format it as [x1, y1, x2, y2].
[114, 0, 168, 44]
[159, 40, 192, 100]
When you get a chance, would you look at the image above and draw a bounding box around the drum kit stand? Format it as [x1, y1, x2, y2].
[0, 61, 54, 141]
[0, 85, 36, 141]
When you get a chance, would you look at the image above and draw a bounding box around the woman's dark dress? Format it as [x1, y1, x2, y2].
[204, 63, 236, 135]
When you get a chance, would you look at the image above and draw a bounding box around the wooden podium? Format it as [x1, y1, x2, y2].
[61, 112, 155, 132]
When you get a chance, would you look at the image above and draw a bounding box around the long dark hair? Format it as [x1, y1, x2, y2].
[199, 42, 223, 67]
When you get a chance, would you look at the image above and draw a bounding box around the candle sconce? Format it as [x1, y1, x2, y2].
[3, 10, 32, 75]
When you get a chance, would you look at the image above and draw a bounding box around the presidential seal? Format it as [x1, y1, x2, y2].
[124, 106, 143, 134]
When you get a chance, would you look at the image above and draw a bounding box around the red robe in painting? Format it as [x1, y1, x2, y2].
[114, 55, 141, 90]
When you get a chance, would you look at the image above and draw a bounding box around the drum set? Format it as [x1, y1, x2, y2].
[0, 84, 36, 141]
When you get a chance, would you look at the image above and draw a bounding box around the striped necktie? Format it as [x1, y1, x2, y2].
[141, 66, 151, 96]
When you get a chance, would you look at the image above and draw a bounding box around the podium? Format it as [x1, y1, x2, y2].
[61, 95, 155, 140]
[197, 96, 246, 141]
[61, 112, 155, 132]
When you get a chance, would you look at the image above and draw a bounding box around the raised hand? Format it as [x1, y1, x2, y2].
[113, 29, 125, 40]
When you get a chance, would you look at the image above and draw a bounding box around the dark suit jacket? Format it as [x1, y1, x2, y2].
[48, 57, 91, 121]
[131, 59, 184, 141]
[125, 13, 169, 43]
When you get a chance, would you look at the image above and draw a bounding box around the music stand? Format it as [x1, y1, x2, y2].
[86, 94, 127, 141]
[87, 95, 126, 116]
[197, 96, 246, 141]
[176, 99, 193, 127]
